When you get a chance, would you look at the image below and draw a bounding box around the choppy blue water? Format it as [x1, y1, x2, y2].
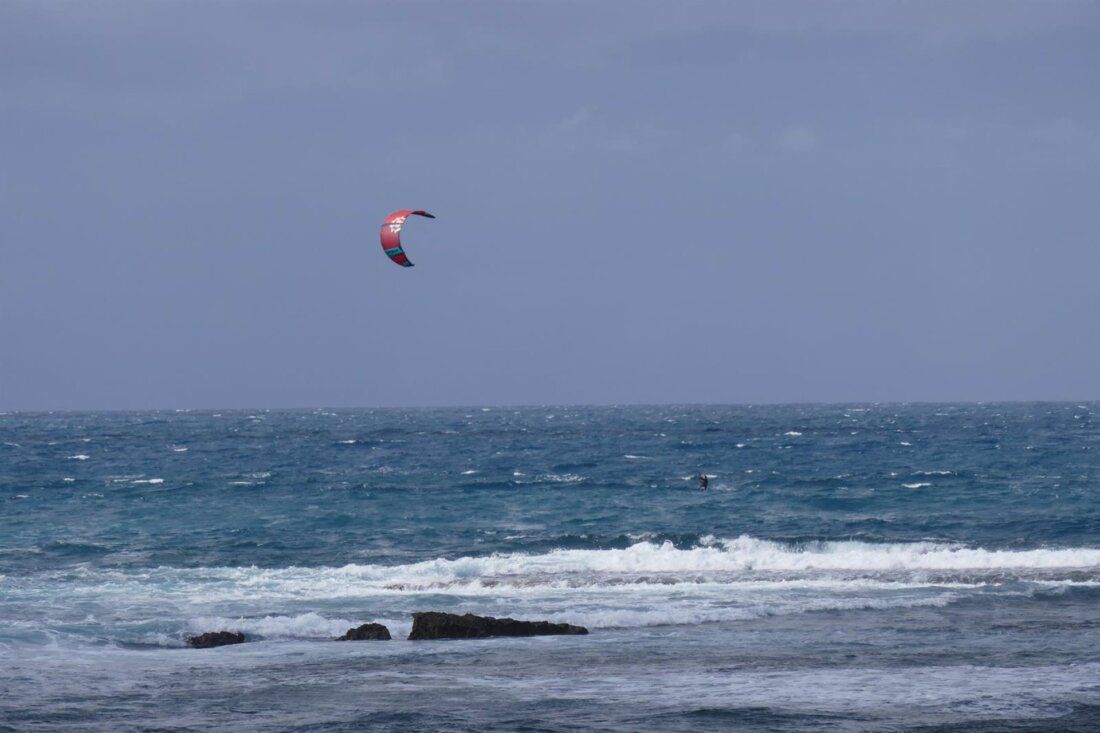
[1, 403, 1098, 732]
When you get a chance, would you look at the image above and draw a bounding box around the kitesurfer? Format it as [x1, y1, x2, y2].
[698, 474, 709, 491]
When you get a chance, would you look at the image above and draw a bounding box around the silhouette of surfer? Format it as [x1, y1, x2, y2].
[698, 474, 709, 491]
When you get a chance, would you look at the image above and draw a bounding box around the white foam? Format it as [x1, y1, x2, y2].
[784, 431, 802, 436]
[902, 482, 931, 489]
[571, 591, 959, 629]
[370, 537, 1098, 578]
[132, 478, 164, 485]
[337, 440, 357, 444]
[171, 446, 188, 453]
[461, 469, 478, 475]
[537, 473, 584, 483]
[900, 441, 912, 446]
[547, 662, 1100, 721]
[41, 537, 1099, 609]
[187, 612, 362, 639]
[68, 454, 90, 460]
[10, 547, 1098, 640]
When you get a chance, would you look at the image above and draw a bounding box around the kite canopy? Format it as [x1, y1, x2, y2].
[380, 209, 435, 267]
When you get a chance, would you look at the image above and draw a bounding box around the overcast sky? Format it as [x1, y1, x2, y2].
[2, 1, 1098, 410]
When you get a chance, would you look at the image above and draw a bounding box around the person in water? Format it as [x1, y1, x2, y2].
[698, 474, 709, 491]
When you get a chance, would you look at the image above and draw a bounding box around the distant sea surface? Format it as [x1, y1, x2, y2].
[2, 404, 1098, 732]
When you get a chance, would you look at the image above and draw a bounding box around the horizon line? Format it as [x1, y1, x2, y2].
[2, 397, 1096, 416]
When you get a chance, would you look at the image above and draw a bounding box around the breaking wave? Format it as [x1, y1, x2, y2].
[5, 536, 1100, 644]
[292, 536, 1100, 582]
[21, 536, 1098, 604]
[186, 612, 362, 639]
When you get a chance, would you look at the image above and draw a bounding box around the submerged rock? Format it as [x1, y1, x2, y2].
[336, 623, 392, 641]
[407, 612, 588, 640]
[187, 631, 246, 648]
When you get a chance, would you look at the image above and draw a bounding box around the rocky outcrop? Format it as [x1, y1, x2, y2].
[407, 612, 588, 640]
[187, 631, 246, 648]
[336, 623, 391, 641]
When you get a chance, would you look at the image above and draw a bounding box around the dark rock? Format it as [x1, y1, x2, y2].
[336, 623, 392, 641]
[187, 630, 246, 648]
[407, 612, 588, 640]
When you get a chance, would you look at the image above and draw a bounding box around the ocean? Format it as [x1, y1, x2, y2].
[1, 403, 1097, 732]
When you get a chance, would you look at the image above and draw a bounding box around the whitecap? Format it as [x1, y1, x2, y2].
[68, 454, 90, 460]
[903, 482, 931, 489]
[18, 537, 1099, 641]
[537, 473, 585, 484]
[161, 536, 1099, 592]
[187, 612, 362, 640]
[132, 478, 164, 485]
[784, 431, 802, 437]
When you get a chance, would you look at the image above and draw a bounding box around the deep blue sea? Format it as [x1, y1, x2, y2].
[1, 404, 1098, 732]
